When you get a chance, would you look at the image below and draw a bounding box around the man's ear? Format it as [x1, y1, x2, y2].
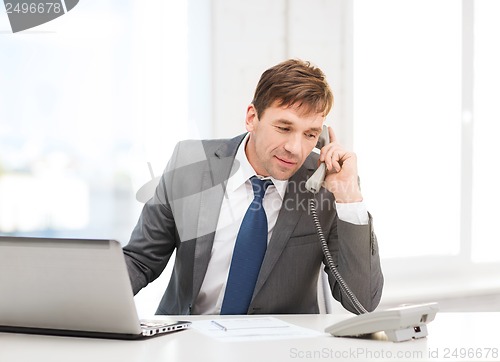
[245, 104, 258, 132]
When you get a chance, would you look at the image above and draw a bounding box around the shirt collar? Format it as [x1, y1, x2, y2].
[226, 133, 288, 200]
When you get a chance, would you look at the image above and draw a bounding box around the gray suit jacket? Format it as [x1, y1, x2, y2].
[123, 134, 383, 315]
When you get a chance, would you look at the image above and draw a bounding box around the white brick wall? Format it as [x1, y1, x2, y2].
[189, 0, 354, 147]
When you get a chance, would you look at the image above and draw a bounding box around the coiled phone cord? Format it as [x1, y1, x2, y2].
[309, 198, 368, 315]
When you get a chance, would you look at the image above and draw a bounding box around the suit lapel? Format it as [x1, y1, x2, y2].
[192, 169, 220, 298]
[251, 157, 316, 299]
[191, 135, 246, 299]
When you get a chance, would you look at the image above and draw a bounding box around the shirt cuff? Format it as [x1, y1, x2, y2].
[335, 201, 369, 225]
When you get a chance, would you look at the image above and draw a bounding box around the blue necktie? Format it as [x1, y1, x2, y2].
[220, 177, 272, 314]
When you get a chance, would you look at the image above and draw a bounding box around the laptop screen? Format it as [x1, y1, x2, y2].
[0, 237, 142, 335]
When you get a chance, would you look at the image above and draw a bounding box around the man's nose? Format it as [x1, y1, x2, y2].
[283, 133, 301, 155]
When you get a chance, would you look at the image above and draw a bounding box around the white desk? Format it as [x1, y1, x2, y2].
[1, 313, 499, 362]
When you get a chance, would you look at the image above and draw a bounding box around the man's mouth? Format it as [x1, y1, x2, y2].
[275, 155, 298, 167]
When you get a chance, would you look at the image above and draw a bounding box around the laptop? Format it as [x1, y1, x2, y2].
[0, 236, 191, 339]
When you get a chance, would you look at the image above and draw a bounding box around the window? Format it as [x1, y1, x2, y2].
[0, 1, 189, 244]
[352, 0, 500, 304]
[471, 0, 500, 263]
[353, 0, 462, 258]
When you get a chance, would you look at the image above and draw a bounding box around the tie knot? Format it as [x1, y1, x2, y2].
[250, 177, 272, 200]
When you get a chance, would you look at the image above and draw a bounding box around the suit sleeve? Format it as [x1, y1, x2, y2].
[122, 144, 181, 295]
[326, 212, 384, 313]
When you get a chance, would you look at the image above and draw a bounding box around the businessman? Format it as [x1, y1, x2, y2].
[123, 59, 383, 315]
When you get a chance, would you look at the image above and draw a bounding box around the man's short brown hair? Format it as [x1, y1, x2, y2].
[252, 59, 333, 118]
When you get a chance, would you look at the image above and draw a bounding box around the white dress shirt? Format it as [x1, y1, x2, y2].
[191, 134, 368, 314]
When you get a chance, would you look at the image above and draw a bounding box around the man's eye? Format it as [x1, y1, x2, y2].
[276, 126, 290, 132]
[306, 133, 318, 139]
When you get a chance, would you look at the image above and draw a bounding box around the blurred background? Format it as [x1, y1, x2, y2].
[1, 0, 499, 317]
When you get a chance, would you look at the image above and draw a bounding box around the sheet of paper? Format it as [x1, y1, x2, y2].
[191, 317, 325, 342]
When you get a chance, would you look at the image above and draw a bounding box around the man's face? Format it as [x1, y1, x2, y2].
[245, 102, 325, 180]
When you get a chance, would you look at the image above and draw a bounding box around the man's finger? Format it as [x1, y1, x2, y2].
[328, 126, 337, 144]
[331, 150, 341, 172]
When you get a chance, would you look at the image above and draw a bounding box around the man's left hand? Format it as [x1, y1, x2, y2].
[319, 126, 363, 203]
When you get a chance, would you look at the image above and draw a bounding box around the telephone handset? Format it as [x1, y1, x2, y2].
[306, 125, 438, 342]
[305, 125, 330, 194]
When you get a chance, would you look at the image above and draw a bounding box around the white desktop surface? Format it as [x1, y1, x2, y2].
[1, 313, 498, 362]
